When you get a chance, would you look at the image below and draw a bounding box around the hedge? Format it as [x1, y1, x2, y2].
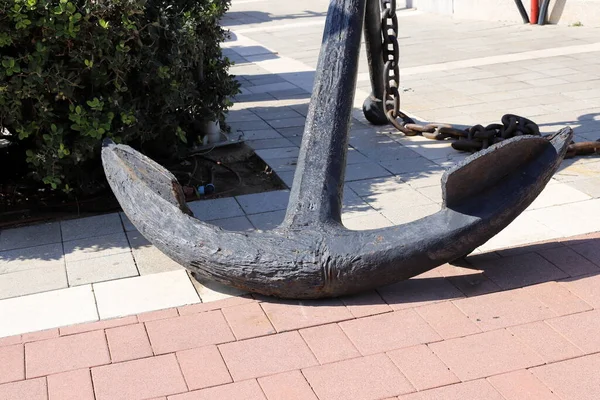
[0, 0, 239, 193]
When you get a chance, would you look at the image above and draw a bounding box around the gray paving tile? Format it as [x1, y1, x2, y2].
[255, 146, 300, 160]
[66, 252, 139, 286]
[126, 231, 183, 275]
[240, 128, 283, 140]
[347, 176, 408, 197]
[0, 243, 64, 275]
[0, 222, 61, 251]
[187, 197, 245, 221]
[247, 138, 296, 150]
[61, 213, 124, 242]
[211, 216, 255, 232]
[236, 190, 290, 215]
[247, 210, 286, 230]
[119, 212, 137, 232]
[0, 264, 68, 300]
[344, 163, 392, 182]
[63, 232, 131, 263]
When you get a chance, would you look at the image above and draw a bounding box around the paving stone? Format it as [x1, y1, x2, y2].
[532, 353, 600, 400]
[537, 246, 600, 277]
[241, 128, 282, 140]
[94, 270, 199, 319]
[146, 309, 234, 354]
[258, 370, 318, 400]
[0, 222, 61, 251]
[176, 345, 232, 390]
[187, 197, 244, 221]
[22, 329, 59, 343]
[477, 213, 563, 253]
[206, 216, 254, 231]
[435, 263, 501, 297]
[398, 379, 505, 400]
[414, 301, 481, 340]
[561, 273, 600, 308]
[255, 147, 299, 160]
[343, 212, 394, 229]
[547, 309, 600, 354]
[527, 183, 591, 210]
[0, 344, 24, 384]
[66, 252, 138, 286]
[429, 329, 544, 381]
[0, 285, 98, 338]
[189, 272, 248, 302]
[218, 332, 318, 381]
[0, 243, 64, 275]
[340, 290, 393, 318]
[59, 316, 137, 336]
[487, 369, 560, 400]
[137, 308, 179, 323]
[222, 302, 275, 340]
[508, 321, 583, 363]
[299, 323, 360, 364]
[523, 281, 592, 316]
[569, 239, 600, 268]
[235, 190, 289, 214]
[26, 330, 110, 378]
[387, 344, 459, 391]
[63, 233, 130, 263]
[303, 353, 414, 400]
[126, 231, 183, 275]
[260, 298, 353, 332]
[472, 252, 568, 290]
[346, 176, 407, 197]
[361, 187, 434, 212]
[339, 309, 441, 355]
[106, 324, 153, 363]
[377, 276, 464, 310]
[453, 287, 556, 331]
[0, 335, 21, 347]
[266, 117, 306, 129]
[247, 210, 286, 230]
[0, 264, 68, 300]
[47, 369, 95, 400]
[91, 354, 187, 400]
[344, 163, 392, 182]
[61, 214, 123, 242]
[0, 378, 47, 400]
[178, 296, 255, 316]
[169, 379, 267, 400]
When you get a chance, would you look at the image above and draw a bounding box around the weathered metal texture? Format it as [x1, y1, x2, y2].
[102, 0, 573, 299]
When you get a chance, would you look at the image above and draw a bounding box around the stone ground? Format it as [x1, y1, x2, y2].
[1, 0, 600, 398]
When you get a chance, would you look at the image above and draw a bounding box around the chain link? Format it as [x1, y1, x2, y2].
[380, 0, 415, 134]
[377, 2, 596, 160]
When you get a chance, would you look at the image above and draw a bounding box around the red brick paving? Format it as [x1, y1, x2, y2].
[47, 369, 95, 400]
[2, 234, 600, 399]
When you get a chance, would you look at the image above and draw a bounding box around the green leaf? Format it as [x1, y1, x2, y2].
[99, 19, 109, 29]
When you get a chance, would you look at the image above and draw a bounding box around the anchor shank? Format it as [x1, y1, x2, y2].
[363, 0, 386, 109]
[283, 0, 367, 229]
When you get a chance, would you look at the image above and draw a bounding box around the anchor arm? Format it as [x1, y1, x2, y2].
[282, 0, 367, 229]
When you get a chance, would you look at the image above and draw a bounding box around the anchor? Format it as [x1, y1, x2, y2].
[102, 0, 572, 299]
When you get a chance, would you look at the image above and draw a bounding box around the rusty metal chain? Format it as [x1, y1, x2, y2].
[380, 0, 415, 133]
[378, 2, 597, 160]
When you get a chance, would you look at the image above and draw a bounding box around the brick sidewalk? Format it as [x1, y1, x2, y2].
[1, 232, 599, 400]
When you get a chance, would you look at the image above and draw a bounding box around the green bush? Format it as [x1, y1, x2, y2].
[0, 0, 239, 193]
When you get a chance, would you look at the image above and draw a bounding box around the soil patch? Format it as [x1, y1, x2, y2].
[0, 143, 286, 229]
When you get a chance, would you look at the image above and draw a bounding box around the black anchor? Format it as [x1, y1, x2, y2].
[102, 0, 572, 299]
